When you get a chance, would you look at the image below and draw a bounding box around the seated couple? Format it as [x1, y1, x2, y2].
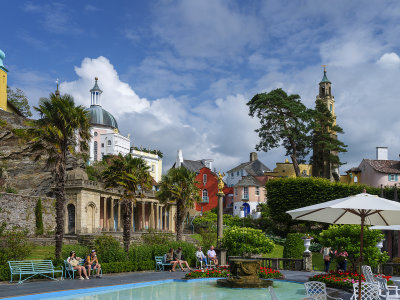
[196, 245, 218, 268]
[165, 247, 192, 272]
[67, 250, 101, 280]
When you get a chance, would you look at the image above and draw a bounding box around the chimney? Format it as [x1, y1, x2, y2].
[376, 147, 388, 160]
[250, 152, 258, 162]
[176, 149, 183, 167]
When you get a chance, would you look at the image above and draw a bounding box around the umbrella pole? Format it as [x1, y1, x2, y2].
[358, 214, 365, 300]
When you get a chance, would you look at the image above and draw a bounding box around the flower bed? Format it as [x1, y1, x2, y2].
[309, 270, 392, 290]
[184, 266, 284, 280]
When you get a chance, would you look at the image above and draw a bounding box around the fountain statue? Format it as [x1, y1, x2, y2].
[217, 258, 272, 288]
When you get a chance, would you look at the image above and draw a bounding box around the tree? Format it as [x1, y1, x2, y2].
[156, 167, 201, 241]
[30, 93, 90, 259]
[247, 88, 311, 177]
[310, 98, 347, 180]
[221, 226, 274, 257]
[7, 87, 32, 117]
[319, 225, 388, 271]
[35, 198, 44, 235]
[102, 154, 153, 252]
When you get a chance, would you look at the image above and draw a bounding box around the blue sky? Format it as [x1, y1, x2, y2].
[3, 0, 400, 173]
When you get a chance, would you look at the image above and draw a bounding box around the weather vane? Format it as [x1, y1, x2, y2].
[321, 65, 328, 72]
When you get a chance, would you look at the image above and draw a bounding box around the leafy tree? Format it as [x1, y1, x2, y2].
[86, 160, 108, 181]
[157, 167, 201, 241]
[247, 88, 311, 177]
[319, 225, 389, 271]
[221, 226, 274, 256]
[102, 154, 153, 252]
[0, 226, 32, 265]
[35, 198, 44, 235]
[310, 98, 347, 180]
[30, 93, 91, 259]
[7, 87, 32, 117]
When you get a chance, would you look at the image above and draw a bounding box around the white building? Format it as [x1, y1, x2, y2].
[88, 77, 130, 163]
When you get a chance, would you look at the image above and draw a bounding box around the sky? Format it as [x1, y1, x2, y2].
[2, 0, 400, 174]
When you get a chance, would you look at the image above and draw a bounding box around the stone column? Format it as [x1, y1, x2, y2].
[117, 200, 122, 231]
[150, 202, 154, 229]
[131, 202, 134, 232]
[110, 199, 115, 231]
[217, 193, 223, 245]
[141, 201, 145, 231]
[156, 204, 160, 230]
[169, 206, 175, 233]
[302, 252, 312, 271]
[163, 206, 167, 231]
[106, 198, 110, 231]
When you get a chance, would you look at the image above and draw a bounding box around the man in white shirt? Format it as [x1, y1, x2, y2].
[207, 245, 218, 266]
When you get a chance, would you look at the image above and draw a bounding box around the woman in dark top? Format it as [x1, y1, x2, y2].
[166, 248, 179, 272]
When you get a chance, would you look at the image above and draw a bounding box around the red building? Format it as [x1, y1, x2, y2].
[172, 150, 229, 213]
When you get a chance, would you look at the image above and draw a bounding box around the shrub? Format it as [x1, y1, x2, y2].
[221, 226, 274, 256]
[0, 227, 32, 265]
[141, 231, 174, 245]
[5, 187, 17, 194]
[192, 212, 217, 231]
[94, 235, 127, 263]
[61, 244, 90, 261]
[267, 177, 384, 231]
[265, 234, 286, 246]
[283, 233, 304, 259]
[197, 228, 217, 251]
[319, 225, 389, 270]
[35, 198, 44, 236]
[185, 266, 229, 279]
[0, 265, 10, 281]
[102, 261, 136, 274]
[309, 242, 322, 253]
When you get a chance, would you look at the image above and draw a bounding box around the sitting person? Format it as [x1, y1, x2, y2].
[85, 249, 101, 278]
[174, 247, 192, 272]
[207, 245, 218, 266]
[165, 248, 179, 272]
[195, 246, 207, 269]
[67, 251, 89, 280]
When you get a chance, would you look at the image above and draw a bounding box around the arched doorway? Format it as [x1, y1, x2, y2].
[87, 204, 95, 233]
[67, 204, 75, 234]
[243, 203, 250, 217]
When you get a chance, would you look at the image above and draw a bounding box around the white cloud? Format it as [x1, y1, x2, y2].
[377, 53, 400, 68]
[60, 56, 260, 171]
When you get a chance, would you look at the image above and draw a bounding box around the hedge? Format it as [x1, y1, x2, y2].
[267, 177, 390, 228]
[283, 233, 304, 259]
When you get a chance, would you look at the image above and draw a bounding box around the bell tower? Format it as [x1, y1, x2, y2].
[317, 65, 336, 126]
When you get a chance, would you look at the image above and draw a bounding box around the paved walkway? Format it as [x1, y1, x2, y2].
[0, 270, 353, 299]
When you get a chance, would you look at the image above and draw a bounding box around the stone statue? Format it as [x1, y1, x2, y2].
[217, 172, 225, 194]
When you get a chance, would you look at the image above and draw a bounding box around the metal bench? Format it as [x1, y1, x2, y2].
[8, 260, 63, 284]
[155, 255, 183, 271]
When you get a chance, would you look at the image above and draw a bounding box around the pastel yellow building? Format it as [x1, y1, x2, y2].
[130, 149, 163, 183]
[266, 158, 312, 178]
[0, 49, 23, 116]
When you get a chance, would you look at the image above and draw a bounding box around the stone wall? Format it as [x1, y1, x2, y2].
[0, 192, 56, 235]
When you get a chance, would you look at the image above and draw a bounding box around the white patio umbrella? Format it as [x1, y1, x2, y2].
[286, 192, 400, 300]
[370, 225, 400, 230]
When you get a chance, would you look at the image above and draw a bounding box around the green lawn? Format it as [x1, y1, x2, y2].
[26, 245, 55, 260]
[264, 245, 337, 272]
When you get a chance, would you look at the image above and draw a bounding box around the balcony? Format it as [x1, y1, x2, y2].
[201, 196, 209, 203]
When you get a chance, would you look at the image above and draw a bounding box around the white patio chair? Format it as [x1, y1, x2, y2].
[351, 282, 380, 300]
[268, 286, 279, 300]
[304, 281, 343, 300]
[375, 276, 400, 299]
[362, 265, 382, 284]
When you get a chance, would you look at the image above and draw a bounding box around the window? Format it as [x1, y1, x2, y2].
[94, 131, 98, 136]
[237, 171, 239, 176]
[202, 190, 209, 203]
[234, 188, 238, 196]
[231, 173, 234, 178]
[389, 174, 398, 181]
[152, 165, 155, 172]
[101, 143, 104, 148]
[203, 174, 207, 184]
[354, 176, 358, 183]
[329, 104, 333, 112]
[243, 187, 249, 200]
[241, 170, 243, 176]
[255, 187, 260, 196]
[93, 141, 98, 161]
[107, 140, 112, 146]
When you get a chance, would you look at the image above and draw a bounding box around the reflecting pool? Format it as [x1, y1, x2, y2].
[14, 279, 306, 300]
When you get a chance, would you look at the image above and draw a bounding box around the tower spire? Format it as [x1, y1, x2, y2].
[90, 77, 103, 106]
[55, 78, 60, 98]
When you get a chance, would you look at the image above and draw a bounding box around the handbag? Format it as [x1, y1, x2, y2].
[69, 259, 79, 267]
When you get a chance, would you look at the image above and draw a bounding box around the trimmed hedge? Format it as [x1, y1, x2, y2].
[267, 177, 387, 228]
[283, 233, 304, 259]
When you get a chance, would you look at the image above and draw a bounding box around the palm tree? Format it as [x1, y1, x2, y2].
[31, 93, 90, 259]
[102, 154, 153, 252]
[157, 167, 201, 241]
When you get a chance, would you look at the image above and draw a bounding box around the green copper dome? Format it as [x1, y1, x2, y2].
[320, 70, 331, 83]
[88, 105, 118, 130]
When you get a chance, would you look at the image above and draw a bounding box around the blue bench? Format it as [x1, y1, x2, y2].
[8, 260, 63, 284]
[64, 260, 102, 279]
[155, 255, 184, 271]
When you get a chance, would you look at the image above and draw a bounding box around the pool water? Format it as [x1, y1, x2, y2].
[41, 280, 305, 300]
